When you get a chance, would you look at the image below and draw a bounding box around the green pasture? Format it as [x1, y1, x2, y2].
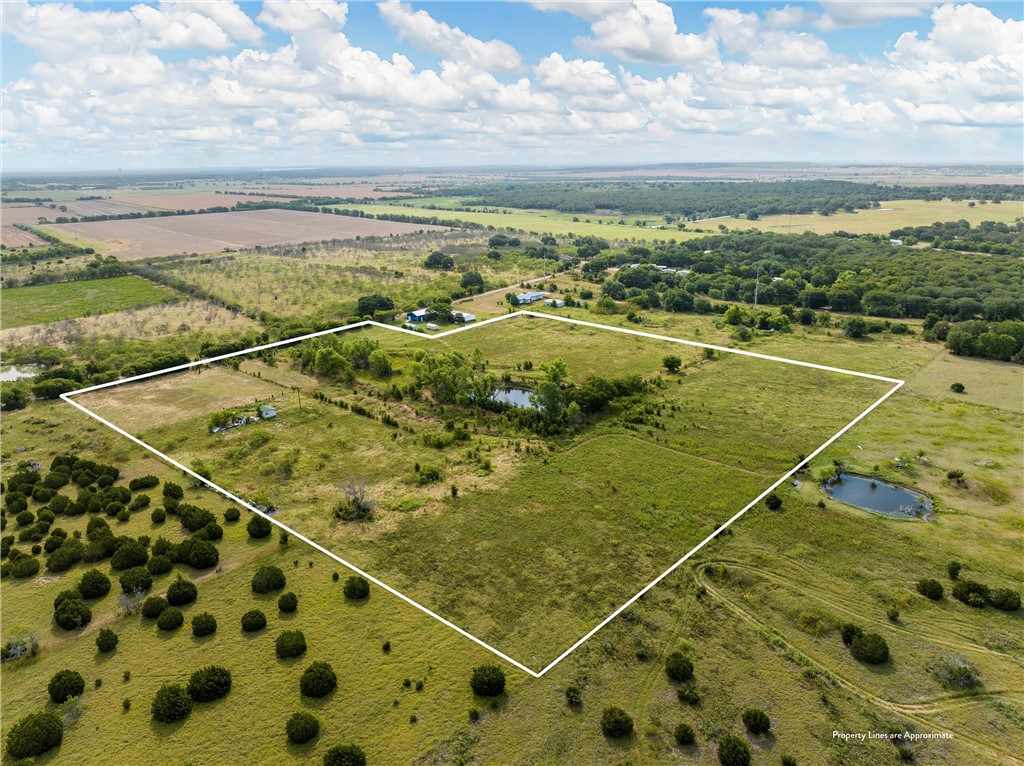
[1, 276, 180, 329]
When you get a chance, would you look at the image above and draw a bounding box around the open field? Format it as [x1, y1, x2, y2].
[79, 317, 896, 666]
[339, 202, 705, 241]
[2, 200, 154, 225]
[726, 199, 1024, 235]
[44, 209, 450, 260]
[0, 298, 260, 350]
[111, 192, 282, 210]
[1, 276, 181, 329]
[0, 225, 46, 249]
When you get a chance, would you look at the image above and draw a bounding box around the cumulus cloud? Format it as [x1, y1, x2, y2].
[378, 0, 522, 72]
[256, 0, 348, 33]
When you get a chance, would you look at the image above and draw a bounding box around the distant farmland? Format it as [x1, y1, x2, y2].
[1, 275, 181, 328]
[43, 208, 450, 260]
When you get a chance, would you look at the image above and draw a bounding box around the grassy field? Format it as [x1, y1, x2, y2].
[1, 303, 1021, 764]
[1, 276, 181, 329]
[726, 199, 1024, 235]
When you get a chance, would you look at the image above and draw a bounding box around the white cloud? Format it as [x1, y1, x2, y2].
[256, 0, 348, 33]
[533, 53, 620, 95]
[378, 1, 521, 72]
[817, 1, 938, 30]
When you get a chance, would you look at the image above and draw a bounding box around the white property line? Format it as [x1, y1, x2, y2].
[62, 312, 904, 677]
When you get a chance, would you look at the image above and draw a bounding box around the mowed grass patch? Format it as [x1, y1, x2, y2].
[1, 276, 180, 329]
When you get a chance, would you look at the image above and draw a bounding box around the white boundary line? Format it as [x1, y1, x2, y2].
[62, 311, 904, 677]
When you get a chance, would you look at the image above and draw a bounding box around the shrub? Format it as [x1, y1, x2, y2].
[4, 710, 63, 758]
[9, 555, 39, 578]
[470, 664, 505, 696]
[674, 722, 696, 746]
[151, 508, 166, 524]
[916, 579, 944, 600]
[665, 651, 694, 682]
[141, 596, 169, 619]
[600, 706, 633, 738]
[300, 661, 338, 698]
[840, 623, 863, 646]
[191, 612, 217, 637]
[55, 597, 92, 630]
[765, 493, 783, 510]
[163, 482, 184, 500]
[185, 539, 219, 569]
[110, 539, 148, 570]
[96, 628, 118, 653]
[276, 630, 307, 659]
[278, 592, 298, 612]
[187, 665, 231, 702]
[989, 588, 1021, 612]
[16, 510, 35, 527]
[241, 609, 267, 632]
[286, 711, 320, 744]
[252, 565, 286, 594]
[742, 708, 771, 735]
[781, 757, 797, 766]
[947, 561, 962, 579]
[323, 744, 366, 766]
[717, 733, 752, 766]
[48, 669, 85, 703]
[224, 507, 240, 522]
[247, 515, 272, 539]
[850, 633, 890, 664]
[166, 576, 197, 606]
[677, 684, 701, 705]
[565, 685, 582, 708]
[952, 579, 990, 607]
[77, 568, 111, 599]
[147, 554, 172, 575]
[934, 654, 980, 690]
[950, 382, 965, 393]
[129, 475, 159, 491]
[157, 607, 184, 631]
[343, 575, 369, 600]
[151, 683, 192, 722]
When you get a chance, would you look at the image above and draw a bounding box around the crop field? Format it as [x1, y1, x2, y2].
[1, 276, 181, 329]
[0, 298, 260, 350]
[43, 209, 450, 260]
[77, 317, 896, 667]
[726, 199, 1024, 235]
[1, 200, 155, 225]
[109, 192, 283, 211]
[0, 225, 45, 249]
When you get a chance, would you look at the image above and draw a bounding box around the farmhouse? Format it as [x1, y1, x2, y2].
[406, 308, 434, 323]
[516, 291, 546, 304]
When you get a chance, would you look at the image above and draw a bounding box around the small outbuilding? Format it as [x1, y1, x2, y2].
[425, 322, 441, 331]
[259, 404, 277, 419]
[407, 308, 433, 322]
[543, 298, 566, 308]
[451, 310, 476, 323]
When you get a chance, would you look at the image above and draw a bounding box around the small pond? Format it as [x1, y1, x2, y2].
[824, 473, 932, 519]
[0, 365, 41, 382]
[492, 387, 536, 409]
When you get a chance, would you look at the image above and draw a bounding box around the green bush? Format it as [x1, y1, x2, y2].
[323, 744, 366, 766]
[600, 706, 633, 738]
[674, 721, 696, 746]
[781, 756, 797, 766]
[247, 515, 272, 539]
[191, 612, 217, 637]
[110, 539, 148, 570]
[16, 510, 35, 527]
[850, 633, 890, 664]
[166, 576, 197, 606]
[276, 630, 307, 659]
[300, 661, 337, 698]
[129, 476, 160, 491]
[665, 651, 694, 682]
[151, 683, 192, 722]
[147, 554, 173, 575]
[141, 596, 169, 619]
[470, 664, 505, 696]
[77, 568, 111, 599]
[163, 482, 184, 500]
[9, 555, 40, 578]
[952, 579, 990, 607]
[54, 596, 92, 630]
[840, 623, 863, 646]
[742, 708, 771, 735]
[717, 733, 752, 766]
[947, 561, 962, 579]
[286, 711, 320, 744]
[565, 685, 582, 708]
[185, 538, 219, 569]
[96, 628, 118, 653]
[118, 566, 153, 595]
[677, 683, 701, 705]
[278, 591, 298, 612]
[187, 665, 231, 702]
[916, 579, 944, 600]
[4, 710, 63, 758]
[48, 669, 85, 703]
[989, 588, 1021, 612]
[157, 607, 184, 631]
[241, 610, 267, 632]
[765, 493, 783, 510]
[343, 575, 369, 600]
[151, 508, 166, 524]
[224, 507, 240, 522]
[251, 565, 286, 594]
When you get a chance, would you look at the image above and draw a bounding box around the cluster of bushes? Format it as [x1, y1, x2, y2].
[841, 623, 890, 664]
[952, 579, 1020, 611]
[151, 666, 232, 723]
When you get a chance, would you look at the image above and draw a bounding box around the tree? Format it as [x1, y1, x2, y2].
[600, 706, 634, 738]
[187, 665, 232, 702]
[424, 251, 455, 270]
[368, 349, 392, 378]
[343, 575, 370, 600]
[0, 382, 30, 411]
[191, 612, 217, 637]
[48, 669, 85, 703]
[142, 596, 169, 619]
[742, 708, 771, 736]
[241, 610, 267, 632]
[4, 711, 62, 758]
[336, 478, 375, 521]
[96, 628, 119, 653]
[278, 592, 298, 612]
[54, 595, 92, 630]
[276, 630, 307, 659]
[460, 271, 484, 292]
[952, 579, 990, 607]
[300, 661, 337, 698]
[665, 651, 694, 682]
[989, 588, 1021, 612]
[323, 744, 366, 766]
[110, 539, 148, 570]
[157, 607, 184, 631]
[717, 733, 751, 766]
[663, 355, 682, 373]
[850, 633, 889, 664]
[916, 579, 944, 600]
[151, 683, 193, 722]
[252, 565, 286, 594]
[167, 576, 197, 606]
[843, 316, 868, 338]
[247, 515, 273, 539]
[356, 294, 394, 317]
[286, 711, 320, 744]
[470, 664, 506, 696]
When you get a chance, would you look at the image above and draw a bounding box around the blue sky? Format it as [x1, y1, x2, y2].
[2, 1, 1022, 170]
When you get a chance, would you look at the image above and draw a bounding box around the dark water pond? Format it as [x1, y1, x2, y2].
[492, 387, 536, 409]
[824, 473, 932, 519]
